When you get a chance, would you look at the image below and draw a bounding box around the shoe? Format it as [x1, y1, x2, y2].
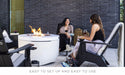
[61, 62, 70, 67]
[66, 44, 72, 51]
[66, 56, 78, 67]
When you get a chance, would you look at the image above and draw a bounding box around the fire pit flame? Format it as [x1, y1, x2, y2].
[29, 25, 44, 36]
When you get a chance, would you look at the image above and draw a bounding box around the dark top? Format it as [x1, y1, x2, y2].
[65, 30, 68, 32]
[92, 29, 104, 41]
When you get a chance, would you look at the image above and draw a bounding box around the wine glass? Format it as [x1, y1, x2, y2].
[83, 29, 87, 35]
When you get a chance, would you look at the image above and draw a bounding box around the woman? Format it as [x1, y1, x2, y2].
[69, 14, 105, 59]
[58, 17, 74, 51]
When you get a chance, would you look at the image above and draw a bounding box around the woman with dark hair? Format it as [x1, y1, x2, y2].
[68, 14, 105, 59]
[58, 17, 73, 51]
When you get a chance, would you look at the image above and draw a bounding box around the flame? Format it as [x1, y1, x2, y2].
[29, 25, 44, 36]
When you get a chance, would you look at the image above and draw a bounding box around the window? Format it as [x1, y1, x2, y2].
[10, 0, 24, 34]
[120, 0, 124, 22]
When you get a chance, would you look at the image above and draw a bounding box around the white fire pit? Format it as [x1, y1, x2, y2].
[18, 34, 59, 65]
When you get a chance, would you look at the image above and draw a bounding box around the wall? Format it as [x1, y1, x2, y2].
[24, 0, 120, 48]
[0, 0, 9, 33]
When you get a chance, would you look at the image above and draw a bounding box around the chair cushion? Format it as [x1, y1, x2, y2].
[85, 39, 103, 54]
[2, 30, 13, 43]
[11, 53, 25, 67]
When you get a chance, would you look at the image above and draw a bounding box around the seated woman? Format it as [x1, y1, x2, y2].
[68, 14, 105, 60]
[57, 17, 74, 51]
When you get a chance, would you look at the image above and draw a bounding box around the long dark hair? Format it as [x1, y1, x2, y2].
[57, 17, 71, 34]
[61, 17, 71, 26]
[90, 14, 105, 38]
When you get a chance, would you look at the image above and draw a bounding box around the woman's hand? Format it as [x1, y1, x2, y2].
[66, 33, 71, 38]
[77, 36, 85, 39]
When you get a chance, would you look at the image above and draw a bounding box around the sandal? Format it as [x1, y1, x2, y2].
[61, 62, 70, 67]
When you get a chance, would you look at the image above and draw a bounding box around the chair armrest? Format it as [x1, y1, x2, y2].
[8, 44, 36, 54]
[78, 39, 111, 46]
[10, 35, 18, 42]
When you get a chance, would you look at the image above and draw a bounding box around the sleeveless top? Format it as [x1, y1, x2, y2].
[92, 29, 104, 42]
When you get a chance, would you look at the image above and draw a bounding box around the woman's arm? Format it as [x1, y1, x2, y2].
[59, 26, 66, 34]
[60, 26, 72, 38]
[70, 25, 74, 33]
[78, 24, 99, 41]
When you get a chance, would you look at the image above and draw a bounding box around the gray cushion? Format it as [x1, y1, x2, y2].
[11, 53, 25, 67]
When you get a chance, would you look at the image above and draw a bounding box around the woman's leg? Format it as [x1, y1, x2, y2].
[66, 38, 70, 45]
[67, 41, 80, 59]
[59, 34, 67, 51]
[59, 34, 71, 51]
[67, 39, 102, 58]
[85, 39, 103, 54]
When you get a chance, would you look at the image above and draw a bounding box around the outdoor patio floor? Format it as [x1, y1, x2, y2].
[39, 48, 118, 67]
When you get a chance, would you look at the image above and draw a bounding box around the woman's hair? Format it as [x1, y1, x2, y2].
[61, 17, 71, 26]
[90, 14, 105, 38]
[56, 17, 71, 34]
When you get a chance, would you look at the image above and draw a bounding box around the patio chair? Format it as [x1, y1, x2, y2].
[73, 22, 124, 67]
[1, 26, 18, 49]
[56, 23, 63, 34]
[0, 28, 36, 67]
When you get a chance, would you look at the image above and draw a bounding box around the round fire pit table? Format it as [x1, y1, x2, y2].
[18, 34, 59, 66]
